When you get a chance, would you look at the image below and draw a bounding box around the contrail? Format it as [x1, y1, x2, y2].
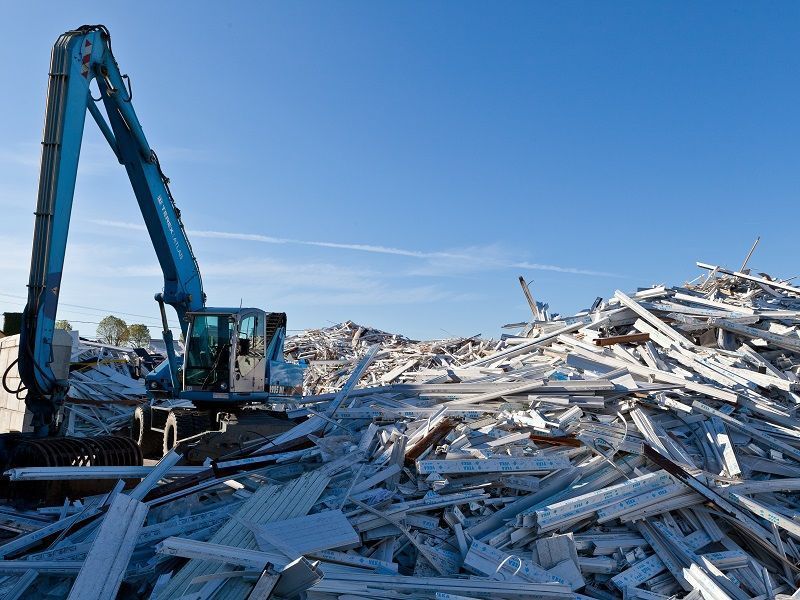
[90, 219, 621, 277]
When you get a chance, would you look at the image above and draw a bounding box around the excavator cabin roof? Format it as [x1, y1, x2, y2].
[187, 308, 265, 317]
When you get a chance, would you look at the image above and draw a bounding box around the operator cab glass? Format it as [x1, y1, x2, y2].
[233, 311, 267, 393]
[184, 314, 232, 390]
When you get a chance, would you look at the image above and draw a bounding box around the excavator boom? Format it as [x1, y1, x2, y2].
[19, 25, 205, 432]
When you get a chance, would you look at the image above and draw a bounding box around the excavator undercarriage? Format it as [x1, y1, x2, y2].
[133, 405, 296, 463]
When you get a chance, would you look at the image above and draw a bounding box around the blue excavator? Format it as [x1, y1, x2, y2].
[7, 25, 304, 466]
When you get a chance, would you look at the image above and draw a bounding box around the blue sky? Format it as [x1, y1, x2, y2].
[1, 2, 798, 340]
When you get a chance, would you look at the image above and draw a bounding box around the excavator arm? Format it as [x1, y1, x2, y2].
[18, 25, 205, 433]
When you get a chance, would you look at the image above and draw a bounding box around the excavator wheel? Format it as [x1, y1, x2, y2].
[132, 405, 162, 459]
[163, 410, 211, 456]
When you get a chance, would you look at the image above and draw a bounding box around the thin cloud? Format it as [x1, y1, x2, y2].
[89, 219, 621, 277]
[511, 261, 621, 277]
[92, 220, 468, 260]
[65, 255, 465, 307]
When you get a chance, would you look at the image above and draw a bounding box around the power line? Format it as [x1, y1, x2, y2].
[0, 290, 181, 328]
[55, 319, 180, 332]
[0, 308, 182, 334]
[3, 302, 168, 328]
[0, 290, 162, 320]
[1, 291, 312, 334]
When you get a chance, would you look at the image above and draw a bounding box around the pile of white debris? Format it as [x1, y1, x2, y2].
[285, 320, 498, 395]
[0, 333, 148, 436]
[63, 337, 148, 436]
[0, 260, 799, 599]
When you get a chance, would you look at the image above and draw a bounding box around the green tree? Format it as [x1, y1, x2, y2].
[96, 315, 129, 346]
[55, 320, 73, 331]
[127, 323, 152, 348]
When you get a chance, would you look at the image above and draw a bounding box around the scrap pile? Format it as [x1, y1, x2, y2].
[0, 261, 799, 599]
[0, 333, 147, 436]
[63, 338, 147, 436]
[285, 320, 497, 395]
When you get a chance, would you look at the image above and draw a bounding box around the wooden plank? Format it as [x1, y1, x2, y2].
[404, 418, 455, 466]
[594, 332, 650, 346]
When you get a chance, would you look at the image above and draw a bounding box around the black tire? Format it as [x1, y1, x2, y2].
[163, 410, 211, 456]
[132, 405, 162, 458]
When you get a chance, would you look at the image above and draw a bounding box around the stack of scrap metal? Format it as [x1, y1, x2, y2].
[0, 261, 798, 599]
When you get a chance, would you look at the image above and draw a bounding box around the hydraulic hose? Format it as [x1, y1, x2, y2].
[2, 358, 26, 399]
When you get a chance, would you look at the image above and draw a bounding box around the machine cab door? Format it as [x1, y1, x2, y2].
[233, 310, 266, 393]
[183, 313, 233, 393]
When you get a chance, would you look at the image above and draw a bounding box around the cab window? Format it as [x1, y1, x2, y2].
[238, 315, 255, 354]
[184, 314, 231, 389]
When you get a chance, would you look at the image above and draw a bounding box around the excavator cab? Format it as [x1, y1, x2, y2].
[183, 312, 233, 393]
[179, 308, 301, 400]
